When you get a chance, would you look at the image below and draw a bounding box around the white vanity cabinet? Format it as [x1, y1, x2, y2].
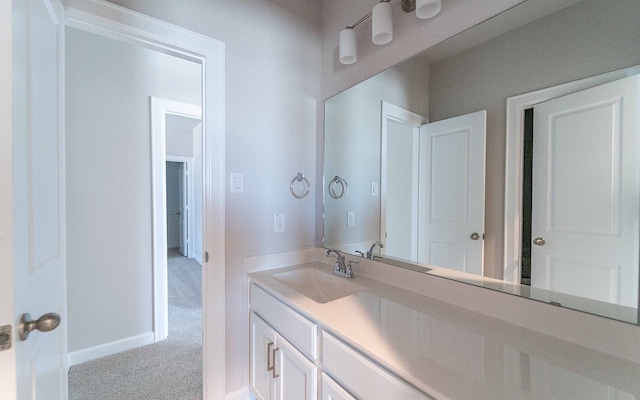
[250, 283, 432, 400]
[250, 284, 318, 400]
[250, 313, 318, 400]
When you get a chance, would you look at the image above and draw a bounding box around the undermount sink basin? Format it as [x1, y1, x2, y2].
[271, 268, 366, 304]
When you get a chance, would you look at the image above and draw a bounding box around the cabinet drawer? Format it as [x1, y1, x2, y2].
[251, 284, 318, 360]
[322, 331, 433, 400]
[322, 373, 357, 400]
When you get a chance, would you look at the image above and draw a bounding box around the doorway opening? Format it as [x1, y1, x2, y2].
[152, 98, 203, 342]
[65, 23, 208, 399]
[520, 108, 534, 286]
[166, 161, 191, 258]
[380, 101, 427, 262]
[163, 109, 204, 367]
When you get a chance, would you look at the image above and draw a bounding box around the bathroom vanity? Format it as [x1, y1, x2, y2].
[247, 250, 640, 400]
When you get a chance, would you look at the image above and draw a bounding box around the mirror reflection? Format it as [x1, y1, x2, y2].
[323, 0, 640, 323]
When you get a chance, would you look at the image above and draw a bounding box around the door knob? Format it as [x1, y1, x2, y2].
[176, 211, 181, 216]
[470, 232, 480, 240]
[533, 237, 546, 246]
[18, 313, 60, 341]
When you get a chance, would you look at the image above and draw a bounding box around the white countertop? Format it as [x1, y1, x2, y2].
[249, 261, 640, 400]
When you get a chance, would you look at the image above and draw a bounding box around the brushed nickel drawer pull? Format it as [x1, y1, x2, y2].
[272, 347, 280, 379]
[267, 342, 274, 371]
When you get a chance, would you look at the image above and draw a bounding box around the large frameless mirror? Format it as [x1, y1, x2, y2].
[323, 0, 640, 324]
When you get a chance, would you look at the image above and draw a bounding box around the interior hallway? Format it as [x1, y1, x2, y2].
[68, 250, 203, 399]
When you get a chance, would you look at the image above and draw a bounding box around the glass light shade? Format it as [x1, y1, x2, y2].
[339, 28, 357, 64]
[416, 0, 441, 19]
[372, 2, 393, 45]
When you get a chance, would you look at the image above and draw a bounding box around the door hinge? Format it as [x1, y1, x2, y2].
[0, 325, 12, 351]
[205, 251, 209, 262]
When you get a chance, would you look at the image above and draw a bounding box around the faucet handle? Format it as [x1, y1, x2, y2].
[355, 250, 365, 258]
[333, 262, 341, 273]
[346, 260, 358, 278]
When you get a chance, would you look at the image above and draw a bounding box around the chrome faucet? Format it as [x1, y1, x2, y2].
[367, 241, 384, 259]
[325, 249, 354, 278]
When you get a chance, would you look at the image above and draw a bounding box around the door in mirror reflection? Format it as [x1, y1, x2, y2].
[417, 111, 487, 275]
[531, 74, 640, 308]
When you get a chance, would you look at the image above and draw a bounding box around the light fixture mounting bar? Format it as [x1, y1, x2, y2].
[401, 0, 416, 12]
[345, 0, 391, 29]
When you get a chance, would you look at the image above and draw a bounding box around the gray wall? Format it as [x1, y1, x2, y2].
[65, 27, 202, 352]
[428, 0, 640, 278]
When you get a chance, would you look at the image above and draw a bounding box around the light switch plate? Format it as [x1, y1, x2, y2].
[347, 211, 355, 227]
[371, 181, 379, 196]
[230, 173, 243, 193]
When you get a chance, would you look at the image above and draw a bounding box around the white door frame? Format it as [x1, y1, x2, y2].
[151, 97, 201, 341]
[380, 101, 428, 260]
[503, 65, 640, 284]
[64, 1, 226, 399]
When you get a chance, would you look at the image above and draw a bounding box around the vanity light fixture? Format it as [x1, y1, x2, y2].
[372, 1, 393, 45]
[339, 0, 442, 65]
[416, 0, 442, 19]
[339, 27, 357, 64]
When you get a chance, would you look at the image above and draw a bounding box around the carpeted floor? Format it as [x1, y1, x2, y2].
[68, 250, 203, 400]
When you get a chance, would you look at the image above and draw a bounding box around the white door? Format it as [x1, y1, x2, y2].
[418, 111, 486, 275]
[178, 162, 188, 256]
[531, 75, 639, 307]
[0, 0, 67, 399]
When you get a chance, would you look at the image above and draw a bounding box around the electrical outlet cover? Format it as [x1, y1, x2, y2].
[347, 211, 355, 227]
[274, 214, 285, 232]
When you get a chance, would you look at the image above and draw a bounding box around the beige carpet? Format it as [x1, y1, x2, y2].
[68, 250, 203, 400]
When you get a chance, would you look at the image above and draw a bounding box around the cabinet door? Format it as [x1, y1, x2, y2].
[251, 313, 277, 400]
[274, 335, 318, 400]
[322, 373, 357, 400]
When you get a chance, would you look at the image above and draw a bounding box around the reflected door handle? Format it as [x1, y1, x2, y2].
[470, 232, 480, 240]
[533, 237, 546, 246]
[175, 211, 181, 216]
[18, 313, 60, 341]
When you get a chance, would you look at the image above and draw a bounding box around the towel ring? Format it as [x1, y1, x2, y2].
[290, 173, 310, 199]
[328, 176, 348, 199]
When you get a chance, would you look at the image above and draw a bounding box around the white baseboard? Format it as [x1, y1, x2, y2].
[68, 331, 155, 366]
[226, 386, 251, 400]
